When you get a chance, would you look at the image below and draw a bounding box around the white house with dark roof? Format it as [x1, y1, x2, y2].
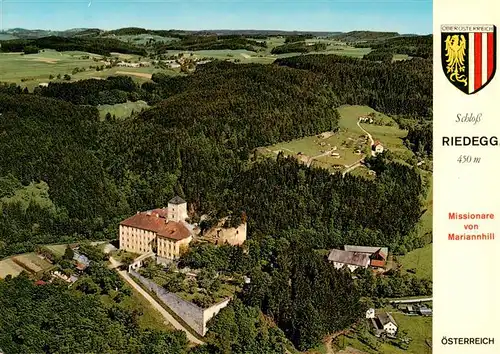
[371, 312, 398, 337]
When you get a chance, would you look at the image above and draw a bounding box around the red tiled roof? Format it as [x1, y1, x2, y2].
[370, 259, 386, 268]
[76, 263, 87, 271]
[151, 208, 168, 218]
[120, 213, 192, 241]
[34, 280, 46, 286]
[157, 221, 192, 240]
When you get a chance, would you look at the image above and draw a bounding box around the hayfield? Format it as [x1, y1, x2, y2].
[398, 243, 433, 281]
[46, 244, 68, 257]
[0, 49, 101, 87]
[0, 253, 53, 279]
[0, 258, 25, 279]
[337, 105, 412, 162]
[98, 100, 150, 119]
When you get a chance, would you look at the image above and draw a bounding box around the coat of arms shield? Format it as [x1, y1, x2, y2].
[441, 24, 496, 94]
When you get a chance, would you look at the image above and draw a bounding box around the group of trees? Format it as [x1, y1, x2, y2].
[0, 36, 147, 56]
[1, 241, 189, 353]
[154, 35, 267, 53]
[271, 41, 327, 54]
[37, 76, 142, 105]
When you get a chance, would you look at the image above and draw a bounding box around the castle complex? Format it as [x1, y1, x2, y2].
[119, 196, 247, 261]
[119, 196, 195, 260]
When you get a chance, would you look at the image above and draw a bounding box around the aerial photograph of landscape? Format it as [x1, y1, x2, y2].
[0, 0, 433, 353]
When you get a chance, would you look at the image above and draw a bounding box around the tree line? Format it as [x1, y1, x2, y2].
[271, 41, 327, 54]
[0, 36, 147, 56]
[355, 35, 432, 59]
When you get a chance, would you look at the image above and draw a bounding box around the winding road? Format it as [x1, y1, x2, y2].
[109, 257, 204, 345]
[340, 119, 375, 177]
[357, 120, 376, 157]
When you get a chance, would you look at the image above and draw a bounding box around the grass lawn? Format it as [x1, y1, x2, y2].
[0, 258, 25, 279]
[46, 244, 68, 257]
[110, 249, 139, 263]
[260, 105, 412, 175]
[398, 244, 432, 281]
[335, 313, 431, 354]
[0, 49, 182, 89]
[101, 285, 174, 332]
[98, 100, 150, 120]
[123, 286, 175, 331]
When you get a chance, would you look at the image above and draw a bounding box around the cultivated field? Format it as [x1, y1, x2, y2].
[0, 253, 53, 279]
[0, 49, 180, 89]
[337, 105, 413, 163]
[258, 105, 412, 175]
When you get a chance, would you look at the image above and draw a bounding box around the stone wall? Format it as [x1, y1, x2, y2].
[129, 270, 230, 335]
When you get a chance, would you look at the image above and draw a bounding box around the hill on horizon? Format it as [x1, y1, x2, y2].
[0, 27, 420, 40]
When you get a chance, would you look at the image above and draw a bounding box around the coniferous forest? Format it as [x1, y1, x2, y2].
[0, 51, 432, 353]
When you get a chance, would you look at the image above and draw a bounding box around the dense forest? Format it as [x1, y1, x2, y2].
[332, 31, 399, 42]
[0, 58, 428, 257]
[1, 50, 431, 352]
[404, 122, 433, 155]
[0, 36, 147, 56]
[0, 267, 189, 353]
[154, 35, 266, 53]
[275, 54, 432, 119]
[354, 35, 432, 59]
[363, 48, 394, 62]
[38, 76, 143, 105]
[271, 41, 327, 54]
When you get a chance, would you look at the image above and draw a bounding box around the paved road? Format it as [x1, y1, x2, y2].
[390, 297, 433, 304]
[109, 257, 204, 345]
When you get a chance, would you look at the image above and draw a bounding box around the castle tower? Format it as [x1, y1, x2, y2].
[167, 196, 188, 222]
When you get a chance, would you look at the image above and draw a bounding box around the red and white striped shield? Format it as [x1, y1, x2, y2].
[441, 24, 496, 95]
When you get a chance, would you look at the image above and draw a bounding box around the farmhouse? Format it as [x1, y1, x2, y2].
[373, 141, 384, 154]
[344, 245, 388, 268]
[119, 196, 196, 261]
[371, 312, 398, 337]
[327, 249, 370, 271]
[359, 115, 374, 123]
